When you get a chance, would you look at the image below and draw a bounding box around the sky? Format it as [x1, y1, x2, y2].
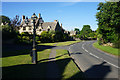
[2, 2, 101, 31]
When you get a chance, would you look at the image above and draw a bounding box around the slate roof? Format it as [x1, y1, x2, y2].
[19, 14, 62, 32]
[40, 22, 58, 31]
[20, 18, 44, 27]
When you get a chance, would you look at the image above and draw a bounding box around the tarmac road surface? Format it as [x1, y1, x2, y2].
[69, 40, 119, 79]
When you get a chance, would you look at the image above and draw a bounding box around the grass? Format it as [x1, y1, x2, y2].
[2, 49, 31, 67]
[2, 49, 51, 67]
[38, 40, 81, 46]
[56, 40, 81, 46]
[93, 42, 120, 56]
[2, 49, 51, 78]
[55, 49, 85, 80]
[38, 42, 57, 46]
[2, 41, 84, 79]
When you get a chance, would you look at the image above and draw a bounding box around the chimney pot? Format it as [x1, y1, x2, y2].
[22, 15, 25, 20]
[38, 13, 41, 18]
[54, 20, 58, 22]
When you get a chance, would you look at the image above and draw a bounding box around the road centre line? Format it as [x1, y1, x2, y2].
[85, 49, 88, 52]
[89, 53, 99, 59]
[82, 43, 120, 69]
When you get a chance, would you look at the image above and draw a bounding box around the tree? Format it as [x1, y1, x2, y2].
[80, 25, 92, 39]
[0, 15, 11, 25]
[2, 24, 19, 41]
[54, 31, 64, 42]
[10, 15, 21, 30]
[96, 2, 120, 45]
[74, 28, 80, 34]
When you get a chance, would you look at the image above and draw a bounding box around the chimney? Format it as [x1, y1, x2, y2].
[22, 15, 25, 20]
[61, 23, 62, 28]
[54, 20, 58, 22]
[38, 13, 41, 18]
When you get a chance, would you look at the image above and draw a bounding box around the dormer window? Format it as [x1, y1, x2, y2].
[47, 26, 51, 28]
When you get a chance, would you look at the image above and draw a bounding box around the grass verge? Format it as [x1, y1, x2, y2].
[38, 40, 81, 46]
[56, 40, 81, 46]
[55, 49, 85, 80]
[2, 49, 50, 78]
[93, 42, 120, 56]
[2, 42, 84, 79]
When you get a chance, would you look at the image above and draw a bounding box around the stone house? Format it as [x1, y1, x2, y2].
[18, 13, 63, 35]
[69, 30, 77, 36]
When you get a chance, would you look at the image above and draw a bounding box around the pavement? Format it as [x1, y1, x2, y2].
[46, 44, 63, 79]
[69, 40, 120, 79]
[46, 49, 61, 78]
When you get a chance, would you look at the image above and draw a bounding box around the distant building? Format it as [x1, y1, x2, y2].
[18, 13, 63, 35]
[69, 30, 76, 36]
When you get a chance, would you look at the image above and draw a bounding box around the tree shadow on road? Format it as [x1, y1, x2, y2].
[70, 52, 82, 56]
[84, 62, 111, 80]
[67, 62, 112, 80]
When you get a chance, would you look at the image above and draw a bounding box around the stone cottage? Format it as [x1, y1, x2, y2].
[18, 13, 63, 35]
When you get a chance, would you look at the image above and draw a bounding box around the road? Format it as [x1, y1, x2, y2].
[69, 40, 119, 79]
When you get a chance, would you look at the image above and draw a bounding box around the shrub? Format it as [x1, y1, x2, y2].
[40, 31, 52, 43]
[113, 40, 120, 49]
[35, 36, 40, 41]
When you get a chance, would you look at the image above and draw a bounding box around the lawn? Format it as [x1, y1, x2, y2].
[93, 42, 120, 56]
[56, 40, 81, 46]
[38, 40, 81, 46]
[2, 49, 51, 78]
[2, 40, 84, 79]
[55, 49, 85, 80]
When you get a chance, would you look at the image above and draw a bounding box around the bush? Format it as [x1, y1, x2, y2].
[14, 32, 33, 44]
[40, 31, 52, 43]
[2, 24, 19, 42]
[39, 31, 71, 43]
[113, 40, 120, 49]
[35, 36, 40, 41]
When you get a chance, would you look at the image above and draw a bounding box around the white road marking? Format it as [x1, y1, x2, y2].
[85, 49, 88, 52]
[89, 53, 99, 59]
[106, 61, 120, 69]
[82, 43, 120, 69]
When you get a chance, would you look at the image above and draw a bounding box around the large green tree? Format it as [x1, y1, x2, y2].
[96, 2, 120, 44]
[74, 28, 80, 34]
[80, 25, 92, 39]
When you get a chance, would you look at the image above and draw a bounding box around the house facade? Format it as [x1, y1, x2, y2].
[69, 30, 76, 36]
[18, 13, 63, 35]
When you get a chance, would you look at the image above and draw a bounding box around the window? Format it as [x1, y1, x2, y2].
[29, 27, 31, 30]
[48, 28, 50, 31]
[23, 27, 26, 30]
[39, 29, 42, 31]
